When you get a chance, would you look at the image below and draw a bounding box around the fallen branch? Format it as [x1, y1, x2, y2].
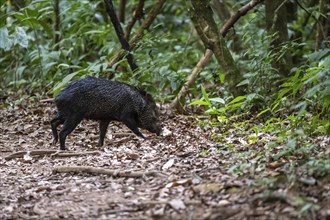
[4, 150, 101, 160]
[53, 166, 163, 178]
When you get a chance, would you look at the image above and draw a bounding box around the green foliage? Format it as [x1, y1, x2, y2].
[0, 1, 204, 99]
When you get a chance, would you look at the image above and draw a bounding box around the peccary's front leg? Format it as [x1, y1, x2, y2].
[51, 113, 65, 145]
[59, 115, 83, 150]
[98, 119, 110, 146]
[121, 112, 145, 139]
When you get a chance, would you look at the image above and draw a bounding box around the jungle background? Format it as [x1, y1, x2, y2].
[0, 0, 329, 219]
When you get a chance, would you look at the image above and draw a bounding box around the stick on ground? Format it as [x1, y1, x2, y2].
[4, 150, 101, 160]
[53, 166, 163, 178]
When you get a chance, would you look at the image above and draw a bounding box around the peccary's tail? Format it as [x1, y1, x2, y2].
[50, 112, 64, 145]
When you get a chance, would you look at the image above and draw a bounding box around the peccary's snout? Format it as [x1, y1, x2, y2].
[144, 120, 162, 136]
[155, 123, 162, 136]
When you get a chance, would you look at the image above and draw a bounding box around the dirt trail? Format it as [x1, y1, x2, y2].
[0, 98, 329, 219]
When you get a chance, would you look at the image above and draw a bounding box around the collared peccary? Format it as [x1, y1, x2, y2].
[51, 76, 162, 150]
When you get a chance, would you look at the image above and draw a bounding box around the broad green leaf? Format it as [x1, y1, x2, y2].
[237, 79, 249, 87]
[189, 100, 210, 106]
[201, 85, 210, 104]
[209, 97, 225, 104]
[15, 27, 28, 48]
[229, 96, 246, 105]
[0, 28, 13, 50]
[205, 108, 220, 115]
[52, 72, 79, 96]
[159, 65, 169, 75]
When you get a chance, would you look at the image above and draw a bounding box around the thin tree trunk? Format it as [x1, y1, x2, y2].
[190, 0, 244, 97]
[265, 0, 293, 76]
[316, 0, 329, 49]
[53, 0, 60, 50]
[171, 0, 262, 112]
[104, 0, 138, 71]
[119, 0, 126, 23]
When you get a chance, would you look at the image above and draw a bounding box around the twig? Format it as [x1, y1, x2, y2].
[111, 199, 202, 206]
[107, 137, 132, 145]
[220, 0, 263, 37]
[40, 98, 54, 102]
[4, 150, 101, 160]
[53, 166, 164, 178]
[50, 151, 101, 158]
[125, 0, 145, 40]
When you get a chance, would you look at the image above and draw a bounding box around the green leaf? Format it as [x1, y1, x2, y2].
[159, 65, 169, 75]
[237, 79, 249, 87]
[201, 85, 210, 104]
[52, 72, 79, 96]
[39, 20, 53, 38]
[257, 108, 270, 117]
[271, 101, 281, 111]
[209, 97, 225, 104]
[0, 28, 13, 50]
[229, 96, 246, 105]
[15, 27, 28, 48]
[205, 107, 220, 115]
[189, 100, 210, 106]
[218, 72, 225, 83]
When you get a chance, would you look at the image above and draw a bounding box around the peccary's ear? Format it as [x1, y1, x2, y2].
[137, 88, 154, 102]
[137, 88, 147, 96]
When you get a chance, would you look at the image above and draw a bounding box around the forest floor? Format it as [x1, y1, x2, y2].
[0, 95, 329, 220]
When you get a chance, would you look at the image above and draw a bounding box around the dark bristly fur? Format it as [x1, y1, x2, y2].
[51, 76, 162, 150]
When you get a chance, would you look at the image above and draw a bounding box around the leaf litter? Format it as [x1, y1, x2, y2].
[0, 96, 329, 220]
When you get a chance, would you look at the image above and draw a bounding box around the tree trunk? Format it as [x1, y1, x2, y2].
[119, 0, 126, 23]
[170, 0, 262, 112]
[265, 0, 293, 76]
[190, 0, 244, 97]
[316, 0, 330, 49]
[53, 0, 60, 50]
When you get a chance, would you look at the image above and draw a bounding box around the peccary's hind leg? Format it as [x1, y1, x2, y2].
[51, 114, 65, 145]
[59, 115, 83, 150]
[98, 120, 110, 147]
[121, 112, 145, 139]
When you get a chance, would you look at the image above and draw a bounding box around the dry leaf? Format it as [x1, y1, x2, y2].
[162, 127, 172, 137]
[218, 200, 230, 206]
[162, 158, 175, 170]
[193, 183, 222, 194]
[169, 199, 186, 210]
[165, 178, 192, 188]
